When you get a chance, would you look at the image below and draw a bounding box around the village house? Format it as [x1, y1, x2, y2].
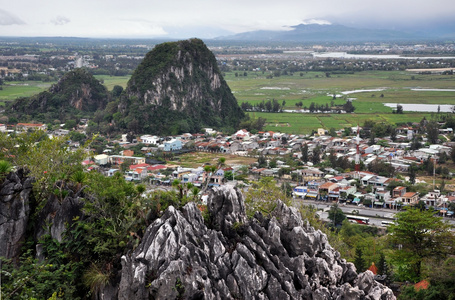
[140, 135, 160, 145]
[16, 123, 47, 132]
[108, 155, 146, 165]
[401, 192, 420, 205]
[173, 167, 193, 179]
[318, 182, 339, 201]
[162, 139, 182, 152]
[392, 186, 407, 198]
[300, 168, 324, 179]
[94, 154, 109, 165]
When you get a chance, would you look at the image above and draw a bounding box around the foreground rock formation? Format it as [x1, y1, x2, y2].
[0, 169, 34, 260]
[118, 186, 395, 299]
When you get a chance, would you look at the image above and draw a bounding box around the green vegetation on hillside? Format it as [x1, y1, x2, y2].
[117, 39, 244, 135]
[7, 68, 109, 124]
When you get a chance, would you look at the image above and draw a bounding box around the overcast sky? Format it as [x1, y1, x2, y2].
[0, 0, 454, 38]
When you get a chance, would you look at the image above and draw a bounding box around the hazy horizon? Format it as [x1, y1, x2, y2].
[1, 0, 454, 39]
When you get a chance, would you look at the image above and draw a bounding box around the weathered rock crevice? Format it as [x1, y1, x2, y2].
[117, 185, 395, 299]
[0, 169, 34, 260]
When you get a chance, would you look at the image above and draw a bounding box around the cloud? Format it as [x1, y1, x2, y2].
[0, 9, 25, 25]
[302, 19, 332, 25]
[50, 16, 70, 26]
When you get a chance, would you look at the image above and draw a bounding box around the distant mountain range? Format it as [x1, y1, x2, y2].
[215, 23, 455, 42]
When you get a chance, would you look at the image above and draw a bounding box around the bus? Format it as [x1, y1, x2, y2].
[381, 221, 394, 226]
[346, 215, 370, 224]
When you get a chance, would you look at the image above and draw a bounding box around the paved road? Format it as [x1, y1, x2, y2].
[292, 198, 455, 226]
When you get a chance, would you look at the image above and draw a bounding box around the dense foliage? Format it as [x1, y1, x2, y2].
[388, 207, 455, 282]
[0, 133, 195, 299]
[7, 68, 109, 123]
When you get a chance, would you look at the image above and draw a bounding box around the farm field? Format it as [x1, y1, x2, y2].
[252, 112, 432, 134]
[94, 75, 131, 90]
[0, 81, 53, 103]
[0, 70, 453, 134]
[0, 76, 131, 106]
[225, 70, 455, 133]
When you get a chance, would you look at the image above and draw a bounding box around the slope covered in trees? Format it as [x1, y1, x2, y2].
[8, 68, 109, 123]
[118, 38, 244, 135]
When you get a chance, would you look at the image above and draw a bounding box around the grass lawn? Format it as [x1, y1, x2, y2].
[94, 75, 131, 90]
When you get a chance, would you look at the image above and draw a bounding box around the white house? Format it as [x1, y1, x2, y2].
[140, 135, 160, 145]
[94, 154, 109, 165]
[163, 139, 182, 152]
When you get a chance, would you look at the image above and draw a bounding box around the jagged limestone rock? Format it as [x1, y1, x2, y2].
[0, 169, 33, 260]
[121, 39, 244, 134]
[34, 192, 84, 243]
[117, 186, 396, 299]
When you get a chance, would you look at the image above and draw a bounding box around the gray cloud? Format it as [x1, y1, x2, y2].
[50, 15, 70, 26]
[0, 9, 25, 25]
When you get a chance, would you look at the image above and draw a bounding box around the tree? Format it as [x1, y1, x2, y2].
[388, 207, 455, 281]
[450, 145, 455, 163]
[354, 247, 366, 272]
[0, 132, 91, 204]
[111, 85, 123, 98]
[377, 252, 390, 279]
[390, 127, 397, 142]
[301, 144, 309, 163]
[328, 204, 346, 226]
[368, 131, 376, 146]
[268, 159, 277, 169]
[312, 146, 321, 165]
[257, 155, 267, 168]
[200, 165, 217, 192]
[396, 104, 403, 114]
[410, 136, 422, 150]
[244, 177, 291, 218]
[408, 163, 418, 184]
[343, 100, 355, 113]
[426, 120, 439, 144]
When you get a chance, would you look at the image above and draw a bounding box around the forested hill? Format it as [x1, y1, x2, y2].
[119, 38, 244, 135]
[8, 68, 108, 122]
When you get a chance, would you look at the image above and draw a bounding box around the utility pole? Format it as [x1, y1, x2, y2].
[433, 155, 436, 191]
[355, 124, 361, 178]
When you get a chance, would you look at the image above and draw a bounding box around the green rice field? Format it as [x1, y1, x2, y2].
[224, 70, 455, 133]
[0, 70, 453, 134]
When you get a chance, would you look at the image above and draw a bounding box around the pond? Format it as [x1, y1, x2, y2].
[384, 103, 453, 112]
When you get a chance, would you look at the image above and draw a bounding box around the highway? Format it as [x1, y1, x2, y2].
[292, 198, 455, 227]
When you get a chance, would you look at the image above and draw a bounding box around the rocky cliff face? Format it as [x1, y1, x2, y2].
[117, 186, 395, 299]
[0, 170, 85, 261]
[0, 169, 34, 260]
[120, 39, 244, 134]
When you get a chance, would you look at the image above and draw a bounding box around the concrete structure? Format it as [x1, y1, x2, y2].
[163, 139, 182, 151]
[94, 154, 109, 165]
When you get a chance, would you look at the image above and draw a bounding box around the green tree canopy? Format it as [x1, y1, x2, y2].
[388, 207, 455, 282]
[328, 204, 346, 226]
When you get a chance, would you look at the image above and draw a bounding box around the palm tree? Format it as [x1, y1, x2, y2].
[191, 186, 200, 202]
[172, 179, 184, 200]
[0, 160, 12, 181]
[203, 165, 217, 191]
[71, 170, 87, 192]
